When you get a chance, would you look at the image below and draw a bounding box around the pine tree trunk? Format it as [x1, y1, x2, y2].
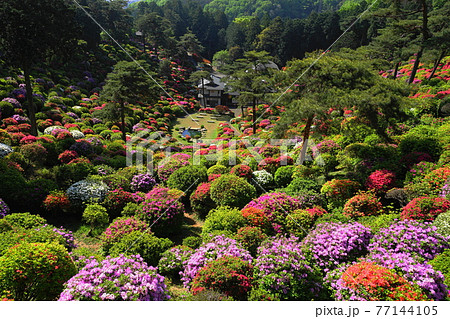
[23, 65, 38, 136]
[299, 115, 314, 165]
[408, 48, 423, 84]
[252, 96, 257, 134]
[120, 102, 126, 142]
[392, 61, 400, 79]
[428, 50, 446, 80]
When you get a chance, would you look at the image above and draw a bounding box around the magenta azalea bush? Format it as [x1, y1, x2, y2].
[130, 173, 157, 193]
[101, 217, 149, 253]
[157, 153, 191, 182]
[59, 255, 170, 301]
[181, 235, 252, 287]
[252, 236, 324, 300]
[302, 222, 373, 272]
[244, 192, 302, 234]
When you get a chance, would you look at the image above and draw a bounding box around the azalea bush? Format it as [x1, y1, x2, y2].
[365, 169, 396, 193]
[137, 186, 185, 236]
[302, 222, 373, 272]
[59, 255, 170, 301]
[167, 165, 208, 197]
[66, 179, 109, 208]
[432, 212, 450, 237]
[0, 242, 77, 301]
[102, 188, 134, 218]
[210, 174, 256, 209]
[230, 164, 253, 180]
[190, 182, 216, 219]
[273, 165, 295, 187]
[191, 256, 254, 300]
[251, 236, 324, 301]
[158, 245, 194, 280]
[157, 153, 191, 182]
[43, 190, 71, 214]
[343, 191, 383, 218]
[181, 235, 252, 287]
[252, 169, 274, 189]
[235, 226, 267, 257]
[401, 196, 450, 222]
[101, 216, 149, 254]
[331, 262, 429, 301]
[320, 179, 360, 208]
[244, 192, 302, 234]
[0, 198, 10, 218]
[130, 173, 156, 193]
[368, 220, 450, 260]
[202, 206, 247, 239]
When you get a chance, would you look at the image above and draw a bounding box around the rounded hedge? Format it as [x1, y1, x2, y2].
[210, 174, 256, 208]
[401, 196, 450, 222]
[202, 206, 247, 239]
[167, 165, 208, 197]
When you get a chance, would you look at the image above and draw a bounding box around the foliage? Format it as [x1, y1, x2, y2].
[101, 216, 149, 254]
[157, 153, 191, 182]
[182, 236, 203, 250]
[3, 212, 46, 229]
[167, 165, 208, 197]
[401, 196, 450, 222]
[158, 245, 194, 280]
[358, 213, 401, 234]
[429, 249, 450, 292]
[190, 182, 216, 219]
[432, 212, 450, 237]
[251, 236, 324, 301]
[274, 165, 295, 187]
[59, 255, 170, 301]
[284, 209, 316, 239]
[109, 231, 173, 267]
[235, 226, 267, 257]
[191, 256, 254, 300]
[0, 242, 76, 300]
[320, 179, 360, 208]
[343, 191, 383, 218]
[82, 203, 109, 230]
[210, 174, 256, 208]
[202, 206, 247, 239]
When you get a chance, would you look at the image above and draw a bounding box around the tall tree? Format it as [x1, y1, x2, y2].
[0, 0, 79, 136]
[136, 12, 173, 52]
[101, 61, 159, 141]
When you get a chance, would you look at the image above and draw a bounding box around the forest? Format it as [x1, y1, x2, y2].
[0, 0, 449, 303]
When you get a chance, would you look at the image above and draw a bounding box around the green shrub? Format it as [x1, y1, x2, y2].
[82, 203, 109, 231]
[315, 211, 351, 226]
[433, 212, 450, 237]
[210, 174, 256, 208]
[285, 210, 315, 239]
[190, 182, 216, 219]
[0, 219, 12, 233]
[167, 165, 208, 197]
[274, 165, 295, 187]
[235, 226, 267, 257]
[0, 242, 77, 300]
[207, 164, 229, 175]
[182, 236, 203, 249]
[4, 212, 46, 229]
[158, 245, 194, 280]
[202, 206, 247, 239]
[358, 213, 401, 233]
[284, 177, 320, 196]
[0, 161, 27, 211]
[429, 249, 450, 290]
[121, 202, 143, 217]
[109, 231, 173, 267]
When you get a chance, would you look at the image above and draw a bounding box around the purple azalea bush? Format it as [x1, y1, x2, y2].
[253, 236, 324, 300]
[301, 222, 373, 272]
[0, 198, 10, 218]
[368, 220, 450, 260]
[59, 255, 170, 301]
[158, 245, 194, 279]
[365, 250, 448, 300]
[131, 173, 157, 193]
[181, 235, 252, 287]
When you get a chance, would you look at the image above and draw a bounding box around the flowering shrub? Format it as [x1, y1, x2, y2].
[241, 207, 271, 232]
[230, 164, 253, 180]
[368, 220, 450, 260]
[207, 164, 229, 175]
[285, 209, 316, 239]
[407, 167, 450, 197]
[43, 190, 71, 213]
[432, 212, 450, 237]
[244, 192, 301, 234]
[251, 236, 324, 301]
[235, 226, 267, 257]
[158, 245, 194, 279]
[252, 170, 274, 188]
[202, 206, 247, 239]
[190, 182, 216, 219]
[130, 173, 156, 193]
[320, 179, 360, 208]
[343, 191, 383, 218]
[102, 188, 134, 218]
[102, 217, 149, 254]
[0, 242, 77, 300]
[401, 196, 450, 222]
[58, 150, 78, 164]
[429, 249, 450, 294]
[59, 255, 170, 301]
[0, 198, 10, 218]
[19, 143, 47, 165]
[191, 256, 254, 300]
[181, 235, 252, 287]
[137, 187, 185, 236]
[366, 251, 447, 300]
[334, 262, 428, 301]
[210, 174, 256, 209]
[157, 153, 191, 182]
[302, 222, 373, 272]
[66, 179, 109, 208]
[316, 139, 341, 154]
[365, 169, 396, 193]
[109, 231, 173, 267]
[167, 165, 208, 197]
[0, 143, 13, 159]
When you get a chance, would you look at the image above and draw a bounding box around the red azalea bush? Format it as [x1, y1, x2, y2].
[230, 164, 253, 180]
[343, 191, 383, 218]
[306, 206, 328, 219]
[257, 157, 279, 175]
[401, 196, 450, 222]
[241, 207, 271, 231]
[101, 216, 149, 254]
[58, 150, 79, 164]
[102, 188, 135, 218]
[365, 169, 396, 193]
[235, 226, 268, 257]
[190, 182, 216, 219]
[320, 179, 360, 208]
[421, 167, 450, 194]
[43, 190, 71, 213]
[191, 256, 254, 300]
[338, 262, 429, 301]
